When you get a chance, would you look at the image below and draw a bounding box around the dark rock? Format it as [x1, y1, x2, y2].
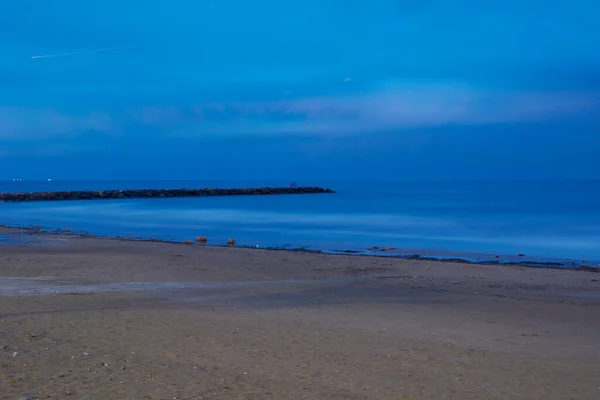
[0, 186, 335, 202]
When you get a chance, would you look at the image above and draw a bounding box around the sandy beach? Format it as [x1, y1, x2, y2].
[1, 229, 599, 400]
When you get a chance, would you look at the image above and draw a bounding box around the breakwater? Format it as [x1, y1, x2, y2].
[0, 186, 335, 202]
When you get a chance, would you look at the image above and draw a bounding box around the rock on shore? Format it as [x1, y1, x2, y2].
[0, 187, 335, 202]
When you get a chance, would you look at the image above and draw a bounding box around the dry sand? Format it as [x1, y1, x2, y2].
[1, 230, 599, 399]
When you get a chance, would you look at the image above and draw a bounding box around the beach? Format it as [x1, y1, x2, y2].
[1, 229, 599, 399]
[4, 0, 600, 397]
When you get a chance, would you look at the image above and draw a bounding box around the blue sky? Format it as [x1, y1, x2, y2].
[0, 0, 599, 180]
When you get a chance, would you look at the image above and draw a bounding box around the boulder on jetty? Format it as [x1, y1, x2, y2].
[0, 186, 335, 202]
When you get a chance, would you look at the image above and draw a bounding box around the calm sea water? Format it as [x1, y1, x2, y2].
[1, 180, 599, 262]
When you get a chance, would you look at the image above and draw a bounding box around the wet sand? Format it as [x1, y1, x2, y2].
[1, 231, 599, 399]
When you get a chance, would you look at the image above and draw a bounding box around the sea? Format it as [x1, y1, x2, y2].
[1, 180, 599, 267]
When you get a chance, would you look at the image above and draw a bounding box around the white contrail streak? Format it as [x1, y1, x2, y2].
[31, 45, 136, 59]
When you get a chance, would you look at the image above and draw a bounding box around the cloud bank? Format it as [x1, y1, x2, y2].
[1, 83, 598, 141]
[0, 107, 116, 140]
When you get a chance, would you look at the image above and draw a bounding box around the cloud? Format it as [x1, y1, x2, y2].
[161, 83, 600, 136]
[0, 107, 117, 140]
[0, 143, 105, 157]
[128, 106, 186, 126]
[1, 83, 598, 142]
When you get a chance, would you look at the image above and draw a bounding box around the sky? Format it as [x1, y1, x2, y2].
[0, 0, 599, 181]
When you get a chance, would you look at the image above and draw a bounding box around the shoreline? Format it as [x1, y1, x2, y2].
[2, 224, 598, 272]
[1, 227, 599, 399]
[2, 229, 599, 302]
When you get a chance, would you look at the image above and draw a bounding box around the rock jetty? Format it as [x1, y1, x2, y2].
[0, 186, 335, 203]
